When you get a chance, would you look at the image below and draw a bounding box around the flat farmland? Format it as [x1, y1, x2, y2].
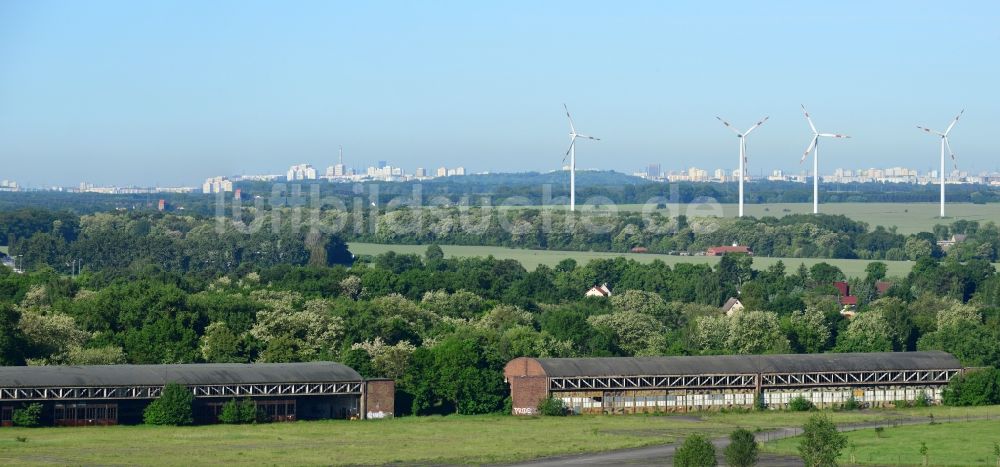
[349, 242, 918, 277]
[547, 202, 1000, 235]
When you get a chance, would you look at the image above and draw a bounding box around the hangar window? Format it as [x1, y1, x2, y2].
[53, 403, 118, 426]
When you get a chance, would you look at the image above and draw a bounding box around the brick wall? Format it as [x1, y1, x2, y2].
[504, 357, 549, 416]
[365, 379, 395, 419]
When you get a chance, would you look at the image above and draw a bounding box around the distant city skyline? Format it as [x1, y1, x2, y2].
[2, 1, 999, 186]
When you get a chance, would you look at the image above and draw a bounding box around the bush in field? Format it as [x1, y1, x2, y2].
[788, 396, 815, 412]
[537, 396, 567, 416]
[143, 383, 194, 426]
[724, 428, 759, 467]
[914, 391, 931, 407]
[12, 403, 43, 427]
[674, 434, 717, 467]
[799, 414, 847, 467]
[219, 398, 264, 424]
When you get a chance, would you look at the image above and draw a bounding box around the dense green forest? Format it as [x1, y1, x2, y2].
[1, 235, 999, 414]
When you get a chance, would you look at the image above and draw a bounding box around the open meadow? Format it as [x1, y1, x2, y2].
[531, 202, 999, 235]
[349, 242, 919, 277]
[0, 406, 995, 465]
[763, 417, 1000, 466]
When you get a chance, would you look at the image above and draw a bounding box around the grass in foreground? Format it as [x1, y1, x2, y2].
[0, 406, 996, 465]
[763, 418, 1000, 466]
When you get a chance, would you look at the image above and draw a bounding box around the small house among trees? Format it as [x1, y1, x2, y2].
[585, 284, 612, 298]
[721, 297, 745, 316]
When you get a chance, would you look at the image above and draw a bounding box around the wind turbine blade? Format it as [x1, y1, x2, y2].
[563, 104, 577, 134]
[917, 126, 945, 137]
[576, 134, 600, 141]
[945, 109, 964, 135]
[742, 116, 769, 137]
[944, 137, 957, 169]
[801, 136, 818, 163]
[801, 105, 817, 134]
[819, 133, 850, 139]
[716, 116, 742, 136]
[741, 138, 749, 168]
[565, 137, 576, 157]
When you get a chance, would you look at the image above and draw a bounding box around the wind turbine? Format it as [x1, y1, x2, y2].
[716, 115, 768, 217]
[563, 104, 600, 211]
[800, 105, 850, 214]
[917, 110, 963, 218]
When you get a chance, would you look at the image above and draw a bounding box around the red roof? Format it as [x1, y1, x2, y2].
[875, 281, 893, 295]
[707, 245, 752, 256]
[840, 295, 858, 306]
[833, 281, 850, 297]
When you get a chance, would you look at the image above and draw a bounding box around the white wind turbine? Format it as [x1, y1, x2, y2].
[800, 105, 850, 214]
[717, 115, 768, 217]
[917, 110, 963, 218]
[563, 104, 600, 211]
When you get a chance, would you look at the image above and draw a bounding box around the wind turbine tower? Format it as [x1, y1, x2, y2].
[563, 104, 600, 211]
[918, 110, 963, 218]
[800, 105, 850, 214]
[716, 115, 768, 217]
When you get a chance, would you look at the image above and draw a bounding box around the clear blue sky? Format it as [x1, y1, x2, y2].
[1, 1, 998, 186]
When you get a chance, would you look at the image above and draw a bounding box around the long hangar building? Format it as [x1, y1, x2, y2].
[0, 362, 393, 426]
[505, 351, 963, 415]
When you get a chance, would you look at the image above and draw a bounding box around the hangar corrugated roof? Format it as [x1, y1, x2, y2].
[0, 362, 362, 388]
[532, 351, 961, 377]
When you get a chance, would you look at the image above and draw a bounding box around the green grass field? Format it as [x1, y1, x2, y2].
[349, 242, 919, 277]
[516, 202, 1000, 235]
[0, 406, 994, 465]
[763, 418, 1000, 466]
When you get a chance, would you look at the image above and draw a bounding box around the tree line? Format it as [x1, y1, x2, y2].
[2, 237, 998, 415]
[4, 208, 999, 271]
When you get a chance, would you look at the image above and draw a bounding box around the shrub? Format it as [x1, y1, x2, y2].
[754, 392, 767, 411]
[12, 403, 43, 427]
[841, 396, 862, 410]
[724, 428, 759, 467]
[788, 396, 814, 412]
[893, 399, 911, 408]
[219, 398, 264, 424]
[143, 383, 194, 426]
[537, 396, 567, 416]
[914, 391, 931, 407]
[674, 433, 718, 467]
[942, 368, 1000, 406]
[798, 414, 847, 467]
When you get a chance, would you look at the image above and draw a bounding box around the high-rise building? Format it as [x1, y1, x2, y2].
[647, 163, 661, 179]
[202, 176, 233, 194]
[415, 167, 427, 178]
[287, 164, 317, 181]
[454, 166, 466, 176]
[436, 166, 447, 177]
[689, 167, 708, 181]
